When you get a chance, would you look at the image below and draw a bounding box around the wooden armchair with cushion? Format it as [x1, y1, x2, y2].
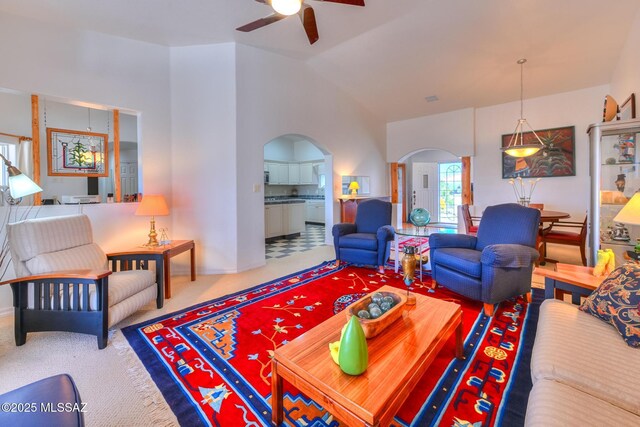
[540, 215, 587, 266]
[1, 214, 163, 349]
[460, 204, 479, 235]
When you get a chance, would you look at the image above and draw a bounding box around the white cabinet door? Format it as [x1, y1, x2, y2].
[267, 163, 279, 185]
[305, 202, 314, 221]
[285, 203, 305, 234]
[277, 164, 289, 184]
[299, 163, 313, 184]
[288, 163, 300, 185]
[265, 205, 284, 238]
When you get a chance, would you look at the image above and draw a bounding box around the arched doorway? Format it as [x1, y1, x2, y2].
[262, 134, 333, 260]
[396, 148, 468, 226]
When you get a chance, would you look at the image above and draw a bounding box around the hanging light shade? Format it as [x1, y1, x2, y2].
[502, 59, 545, 158]
[271, 0, 302, 16]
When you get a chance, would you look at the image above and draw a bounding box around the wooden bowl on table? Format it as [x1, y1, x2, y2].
[346, 290, 407, 339]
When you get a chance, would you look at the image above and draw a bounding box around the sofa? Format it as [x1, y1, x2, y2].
[525, 299, 640, 425]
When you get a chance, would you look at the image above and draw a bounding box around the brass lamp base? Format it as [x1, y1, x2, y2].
[144, 216, 160, 247]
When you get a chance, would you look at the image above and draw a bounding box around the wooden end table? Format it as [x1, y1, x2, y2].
[271, 285, 463, 426]
[534, 263, 603, 304]
[107, 240, 196, 299]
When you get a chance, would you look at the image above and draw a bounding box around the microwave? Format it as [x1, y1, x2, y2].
[264, 171, 270, 184]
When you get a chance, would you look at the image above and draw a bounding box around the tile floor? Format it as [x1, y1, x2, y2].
[265, 224, 327, 259]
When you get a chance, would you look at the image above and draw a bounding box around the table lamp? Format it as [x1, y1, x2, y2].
[135, 194, 169, 247]
[348, 181, 359, 196]
[613, 192, 640, 253]
[0, 153, 43, 199]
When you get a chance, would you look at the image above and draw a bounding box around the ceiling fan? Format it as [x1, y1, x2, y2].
[236, 0, 365, 45]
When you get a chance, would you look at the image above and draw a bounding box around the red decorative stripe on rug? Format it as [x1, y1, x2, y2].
[123, 261, 539, 426]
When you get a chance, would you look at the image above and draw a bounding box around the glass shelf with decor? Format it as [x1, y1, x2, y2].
[589, 119, 640, 267]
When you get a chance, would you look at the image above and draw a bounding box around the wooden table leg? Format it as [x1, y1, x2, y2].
[164, 253, 171, 299]
[455, 320, 463, 360]
[190, 245, 196, 282]
[271, 360, 283, 426]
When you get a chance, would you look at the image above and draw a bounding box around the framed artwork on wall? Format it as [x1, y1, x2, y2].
[47, 128, 109, 177]
[502, 126, 575, 179]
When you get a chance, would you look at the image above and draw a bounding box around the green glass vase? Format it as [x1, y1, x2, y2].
[338, 316, 368, 375]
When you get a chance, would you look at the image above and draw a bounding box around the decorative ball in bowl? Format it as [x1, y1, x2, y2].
[346, 290, 407, 339]
[409, 208, 431, 227]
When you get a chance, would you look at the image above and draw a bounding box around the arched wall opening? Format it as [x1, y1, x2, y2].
[397, 148, 466, 226]
[262, 134, 334, 259]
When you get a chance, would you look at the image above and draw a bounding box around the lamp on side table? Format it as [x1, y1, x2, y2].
[135, 194, 169, 247]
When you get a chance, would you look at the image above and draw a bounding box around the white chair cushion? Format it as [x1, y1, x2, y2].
[8, 214, 94, 262]
[531, 299, 640, 416]
[26, 243, 107, 275]
[525, 379, 640, 427]
[61, 270, 156, 311]
[104, 270, 156, 308]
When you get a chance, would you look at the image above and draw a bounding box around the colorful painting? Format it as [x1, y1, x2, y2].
[502, 125, 575, 179]
[47, 127, 109, 177]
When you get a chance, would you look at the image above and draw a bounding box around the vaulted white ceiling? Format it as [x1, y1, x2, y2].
[2, 0, 638, 122]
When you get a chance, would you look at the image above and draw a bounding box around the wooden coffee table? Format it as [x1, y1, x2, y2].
[271, 285, 463, 426]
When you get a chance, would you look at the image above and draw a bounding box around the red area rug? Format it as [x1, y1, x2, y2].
[123, 262, 539, 426]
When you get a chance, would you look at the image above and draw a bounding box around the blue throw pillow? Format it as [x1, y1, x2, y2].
[579, 264, 640, 348]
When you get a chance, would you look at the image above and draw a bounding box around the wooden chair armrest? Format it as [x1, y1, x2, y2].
[0, 269, 112, 286]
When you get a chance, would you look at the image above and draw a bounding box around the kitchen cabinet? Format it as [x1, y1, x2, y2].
[299, 163, 313, 184]
[588, 119, 640, 266]
[288, 163, 300, 185]
[277, 164, 289, 184]
[265, 202, 305, 238]
[285, 202, 305, 234]
[305, 200, 325, 223]
[265, 204, 284, 238]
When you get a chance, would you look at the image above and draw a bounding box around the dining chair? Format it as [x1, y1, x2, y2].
[540, 215, 588, 266]
[460, 204, 478, 235]
[529, 203, 544, 210]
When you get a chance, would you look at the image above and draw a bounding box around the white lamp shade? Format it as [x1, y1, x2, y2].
[614, 193, 640, 225]
[8, 173, 43, 199]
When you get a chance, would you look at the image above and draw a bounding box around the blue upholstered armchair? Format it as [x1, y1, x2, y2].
[332, 199, 395, 273]
[430, 203, 540, 316]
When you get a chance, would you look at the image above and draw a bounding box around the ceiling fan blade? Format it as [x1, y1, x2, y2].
[312, 0, 365, 6]
[299, 4, 319, 45]
[236, 13, 286, 32]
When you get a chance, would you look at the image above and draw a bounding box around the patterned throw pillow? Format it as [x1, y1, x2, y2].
[579, 264, 640, 348]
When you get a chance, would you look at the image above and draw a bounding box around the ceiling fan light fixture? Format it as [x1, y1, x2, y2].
[271, 0, 302, 16]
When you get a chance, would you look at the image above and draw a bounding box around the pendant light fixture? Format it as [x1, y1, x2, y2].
[502, 59, 545, 158]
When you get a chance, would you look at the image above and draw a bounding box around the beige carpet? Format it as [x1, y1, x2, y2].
[0, 242, 582, 426]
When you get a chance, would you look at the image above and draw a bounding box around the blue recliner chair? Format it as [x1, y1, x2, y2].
[332, 199, 395, 273]
[430, 203, 540, 316]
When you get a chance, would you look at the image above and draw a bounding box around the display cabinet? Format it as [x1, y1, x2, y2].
[588, 119, 640, 265]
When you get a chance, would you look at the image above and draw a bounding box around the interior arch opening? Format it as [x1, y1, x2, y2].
[262, 134, 333, 261]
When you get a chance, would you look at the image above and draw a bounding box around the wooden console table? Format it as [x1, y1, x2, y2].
[107, 240, 195, 299]
[338, 196, 391, 223]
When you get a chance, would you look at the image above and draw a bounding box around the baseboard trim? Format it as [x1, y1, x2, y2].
[0, 306, 12, 318]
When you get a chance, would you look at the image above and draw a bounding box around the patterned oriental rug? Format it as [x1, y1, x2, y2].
[123, 262, 540, 427]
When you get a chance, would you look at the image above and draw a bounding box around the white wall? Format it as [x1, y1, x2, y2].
[611, 7, 640, 103]
[387, 108, 475, 161]
[170, 43, 238, 273]
[474, 85, 608, 217]
[293, 140, 324, 162]
[235, 44, 387, 270]
[0, 13, 171, 313]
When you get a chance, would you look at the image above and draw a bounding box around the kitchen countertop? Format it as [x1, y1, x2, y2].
[264, 196, 325, 205]
[265, 198, 308, 205]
